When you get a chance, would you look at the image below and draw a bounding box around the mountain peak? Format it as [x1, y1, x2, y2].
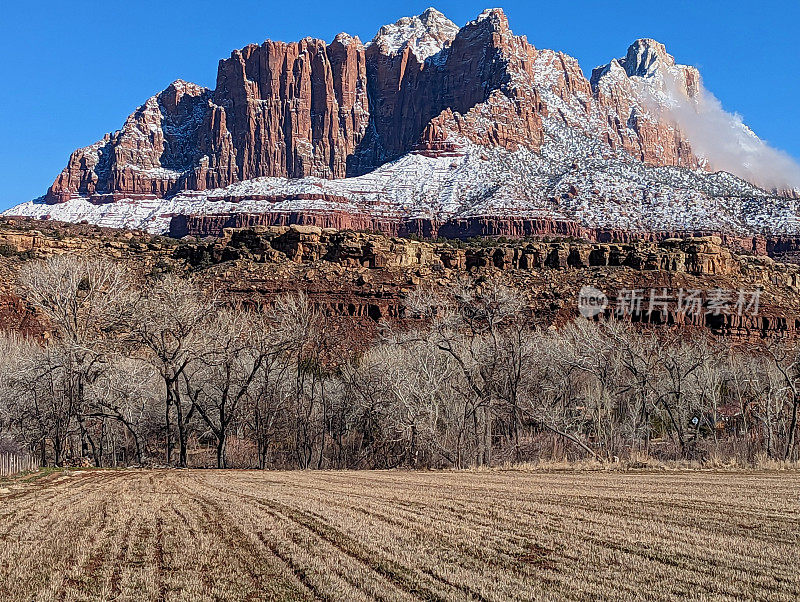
[332, 32, 362, 47]
[369, 8, 459, 61]
[591, 38, 700, 100]
[474, 8, 506, 22]
[419, 7, 448, 22]
[14, 7, 798, 237]
[620, 38, 676, 78]
[164, 79, 206, 95]
[465, 8, 510, 33]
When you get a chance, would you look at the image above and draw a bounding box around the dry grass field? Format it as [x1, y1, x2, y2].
[0, 469, 798, 601]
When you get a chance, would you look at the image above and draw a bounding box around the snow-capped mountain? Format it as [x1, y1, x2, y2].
[5, 8, 800, 238]
[368, 7, 460, 61]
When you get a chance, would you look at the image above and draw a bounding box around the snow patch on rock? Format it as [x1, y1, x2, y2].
[593, 38, 800, 192]
[8, 118, 798, 236]
[369, 8, 459, 61]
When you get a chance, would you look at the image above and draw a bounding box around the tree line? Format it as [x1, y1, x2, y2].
[0, 255, 799, 469]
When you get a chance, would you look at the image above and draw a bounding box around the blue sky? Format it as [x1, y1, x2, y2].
[1, 0, 798, 210]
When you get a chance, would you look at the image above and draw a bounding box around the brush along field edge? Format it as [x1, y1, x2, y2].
[0, 470, 797, 601]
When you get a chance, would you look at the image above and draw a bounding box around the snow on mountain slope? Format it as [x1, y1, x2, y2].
[368, 8, 459, 61]
[592, 39, 800, 192]
[7, 119, 797, 236]
[6, 8, 800, 238]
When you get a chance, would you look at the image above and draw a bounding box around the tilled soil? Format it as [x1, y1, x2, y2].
[0, 469, 797, 601]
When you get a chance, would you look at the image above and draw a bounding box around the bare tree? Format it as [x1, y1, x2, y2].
[408, 279, 526, 467]
[764, 340, 800, 461]
[84, 358, 160, 466]
[15, 256, 135, 465]
[134, 274, 212, 467]
[3, 265, 800, 470]
[649, 334, 714, 458]
[187, 309, 266, 468]
[516, 326, 601, 460]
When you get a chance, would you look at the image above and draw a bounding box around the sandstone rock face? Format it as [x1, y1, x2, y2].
[169, 211, 768, 257]
[44, 9, 709, 205]
[212, 35, 371, 181]
[0, 230, 42, 253]
[3, 217, 800, 340]
[181, 227, 747, 282]
[590, 39, 702, 168]
[359, 9, 545, 165]
[176, 225, 800, 339]
[47, 81, 214, 203]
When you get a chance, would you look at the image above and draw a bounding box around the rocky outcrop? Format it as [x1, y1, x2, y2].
[2, 218, 800, 340]
[0, 230, 43, 254]
[169, 211, 767, 256]
[181, 226, 745, 277]
[212, 34, 371, 181]
[360, 9, 547, 164]
[46, 81, 214, 203]
[590, 39, 701, 168]
[175, 225, 800, 338]
[765, 236, 800, 264]
[44, 8, 709, 206]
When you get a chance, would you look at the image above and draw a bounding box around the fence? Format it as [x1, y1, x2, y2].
[0, 452, 39, 477]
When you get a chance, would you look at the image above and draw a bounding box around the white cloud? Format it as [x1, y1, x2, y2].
[646, 72, 800, 193]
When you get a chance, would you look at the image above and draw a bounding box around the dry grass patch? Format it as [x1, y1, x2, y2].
[0, 469, 797, 600]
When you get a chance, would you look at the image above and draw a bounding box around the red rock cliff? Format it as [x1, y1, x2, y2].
[44, 8, 706, 205]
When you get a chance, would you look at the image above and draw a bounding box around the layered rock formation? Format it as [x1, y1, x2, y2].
[7, 8, 798, 244]
[157, 226, 800, 338]
[46, 81, 215, 203]
[168, 211, 767, 256]
[2, 217, 800, 339]
[590, 38, 701, 168]
[185, 225, 747, 277]
[42, 9, 706, 205]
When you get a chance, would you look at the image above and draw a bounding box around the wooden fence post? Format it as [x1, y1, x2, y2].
[0, 451, 39, 477]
